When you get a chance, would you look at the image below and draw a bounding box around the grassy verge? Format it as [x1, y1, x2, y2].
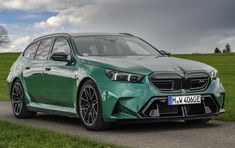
[0, 53, 19, 100]
[0, 120, 121, 148]
[175, 53, 235, 121]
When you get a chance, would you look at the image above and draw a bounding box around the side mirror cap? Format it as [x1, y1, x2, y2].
[51, 52, 72, 62]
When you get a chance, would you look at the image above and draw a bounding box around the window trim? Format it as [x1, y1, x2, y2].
[49, 36, 72, 61]
[22, 41, 40, 60]
[34, 37, 54, 61]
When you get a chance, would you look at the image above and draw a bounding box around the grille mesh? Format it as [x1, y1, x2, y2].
[150, 72, 210, 92]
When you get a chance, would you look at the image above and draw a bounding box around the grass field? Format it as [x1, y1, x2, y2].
[0, 53, 19, 100]
[0, 52, 234, 121]
[0, 120, 120, 148]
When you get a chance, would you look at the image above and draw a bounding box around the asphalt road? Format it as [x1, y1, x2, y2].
[0, 101, 234, 148]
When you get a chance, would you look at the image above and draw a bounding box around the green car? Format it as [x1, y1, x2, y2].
[7, 33, 225, 130]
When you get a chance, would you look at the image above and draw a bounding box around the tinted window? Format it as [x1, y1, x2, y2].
[35, 38, 53, 60]
[23, 42, 40, 59]
[73, 36, 162, 56]
[52, 38, 70, 54]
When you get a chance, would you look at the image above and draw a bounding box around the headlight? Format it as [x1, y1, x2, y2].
[210, 70, 218, 80]
[106, 70, 144, 83]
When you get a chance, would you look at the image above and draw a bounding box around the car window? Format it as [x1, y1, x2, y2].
[52, 37, 70, 55]
[23, 42, 40, 59]
[35, 38, 53, 60]
[126, 41, 150, 55]
[73, 36, 162, 56]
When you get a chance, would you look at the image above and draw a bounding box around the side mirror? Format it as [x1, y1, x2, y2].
[51, 52, 72, 62]
[160, 50, 171, 57]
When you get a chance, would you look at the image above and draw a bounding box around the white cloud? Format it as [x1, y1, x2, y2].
[0, 35, 31, 52]
[1, 0, 235, 53]
[1, 0, 94, 10]
[34, 15, 82, 29]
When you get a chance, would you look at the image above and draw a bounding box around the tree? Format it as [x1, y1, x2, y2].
[0, 25, 10, 48]
[225, 43, 231, 53]
[214, 47, 221, 53]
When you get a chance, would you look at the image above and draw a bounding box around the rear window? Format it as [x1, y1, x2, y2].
[35, 38, 53, 60]
[23, 42, 40, 59]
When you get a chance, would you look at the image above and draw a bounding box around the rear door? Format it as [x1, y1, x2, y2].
[24, 38, 53, 103]
[43, 37, 76, 107]
[23, 41, 40, 102]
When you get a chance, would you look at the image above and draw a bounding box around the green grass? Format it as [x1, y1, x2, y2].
[175, 53, 235, 121]
[0, 52, 234, 121]
[0, 53, 20, 100]
[0, 120, 120, 148]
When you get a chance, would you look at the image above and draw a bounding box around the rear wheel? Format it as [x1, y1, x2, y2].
[184, 118, 211, 124]
[78, 80, 111, 131]
[11, 79, 36, 118]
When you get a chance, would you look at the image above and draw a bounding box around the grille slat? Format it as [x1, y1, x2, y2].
[139, 95, 218, 118]
[150, 72, 210, 92]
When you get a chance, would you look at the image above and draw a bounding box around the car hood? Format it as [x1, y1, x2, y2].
[81, 56, 214, 75]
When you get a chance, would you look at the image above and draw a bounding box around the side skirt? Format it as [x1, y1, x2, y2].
[27, 102, 78, 118]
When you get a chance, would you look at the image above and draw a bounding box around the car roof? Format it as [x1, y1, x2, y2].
[33, 32, 135, 42]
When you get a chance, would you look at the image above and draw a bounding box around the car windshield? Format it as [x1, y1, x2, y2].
[73, 35, 162, 56]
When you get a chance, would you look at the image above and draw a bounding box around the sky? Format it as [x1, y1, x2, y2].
[0, 0, 235, 54]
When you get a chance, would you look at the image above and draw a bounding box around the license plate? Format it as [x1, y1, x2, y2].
[168, 95, 201, 105]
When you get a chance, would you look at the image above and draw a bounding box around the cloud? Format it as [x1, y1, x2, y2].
[34, 14, 82, 29]
[0, 35, 31, 52]
[0, 0, 94, 10]
[1, 0, 235, 53]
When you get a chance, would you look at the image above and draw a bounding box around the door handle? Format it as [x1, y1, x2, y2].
[25, 66, 30, 70]
[45, 67, 51, 71]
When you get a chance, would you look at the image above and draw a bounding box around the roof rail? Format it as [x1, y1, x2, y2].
[119, 33, 135, 36]
[33, 33, 71, 41]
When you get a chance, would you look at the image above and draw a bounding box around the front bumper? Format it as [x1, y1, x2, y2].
[138, 94, 223, 119]
[111, 109, 225, 123]
[93, 72, 225, 122]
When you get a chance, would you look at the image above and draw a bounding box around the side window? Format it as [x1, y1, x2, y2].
[35, 38, 53, 60]
[52, 37, 70, 55]
[23, 42, 39, 59]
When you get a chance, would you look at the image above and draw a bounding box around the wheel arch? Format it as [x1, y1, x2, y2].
[75, 76, 102, 114]
[9, 77, 21, 99]
[9, 76, 30, 104]
[76, 77, 93, 113]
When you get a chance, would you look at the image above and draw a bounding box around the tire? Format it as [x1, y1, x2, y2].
[11, 79, 37, 118]
[184, 118, 211, 124]
[78, 80, 111, 131]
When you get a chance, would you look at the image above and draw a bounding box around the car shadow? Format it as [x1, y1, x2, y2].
[34, 114, 221, 133]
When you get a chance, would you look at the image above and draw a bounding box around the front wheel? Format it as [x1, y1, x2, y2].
[78, 80, 111, 131]
[11, 79, 37, 118]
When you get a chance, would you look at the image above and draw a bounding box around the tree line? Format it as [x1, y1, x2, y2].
[214, 44, 231, 53]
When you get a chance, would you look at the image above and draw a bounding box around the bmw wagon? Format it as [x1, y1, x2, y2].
[7, 33, 225, 130]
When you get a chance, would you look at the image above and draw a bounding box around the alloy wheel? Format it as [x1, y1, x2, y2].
[11, 82, 23, 116]
[79, 85, 99, 126]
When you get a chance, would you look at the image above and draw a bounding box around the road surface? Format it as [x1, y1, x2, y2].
[0, 101, 234, 148]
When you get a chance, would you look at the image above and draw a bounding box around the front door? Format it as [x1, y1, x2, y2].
[43, 37, 76, 107]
